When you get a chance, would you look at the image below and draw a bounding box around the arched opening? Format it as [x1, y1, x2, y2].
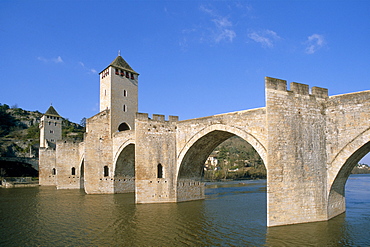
[204, 136, 265, 181]
[52, 168, 56, 175]
[80, 160, 84, 189]
[71, 167, 76, 176]
[157, 164, 163, 178]
[118, 122, 130, 131]
[328, 141, 370, 219]
[114, 144, 135, 193]
[177, 130, 266, 202]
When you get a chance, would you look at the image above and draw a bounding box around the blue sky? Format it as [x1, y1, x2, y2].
[1, 0, 369, 163]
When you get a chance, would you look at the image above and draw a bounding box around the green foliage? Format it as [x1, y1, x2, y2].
[62, 119, 85, 140]
[26, 124, 40, 140]
[205, 136, 266, 181]
[0, 104, 16, 137]
[11, 107, 28, 116]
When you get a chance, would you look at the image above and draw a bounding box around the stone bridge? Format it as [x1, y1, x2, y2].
[63, 76, 370, 227]
[129, 77, 369, 227]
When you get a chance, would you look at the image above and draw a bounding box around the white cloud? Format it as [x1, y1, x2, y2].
[305, 34, 325, 54]
[248, 30, 281, 48]
[54, 56, 63, 63]
[199, 5, 214, 15]
[199, 5, 236, 43]
[79, 61, 97, 74]
[212, 16, 236, 43]
[37, 56, 64, 63]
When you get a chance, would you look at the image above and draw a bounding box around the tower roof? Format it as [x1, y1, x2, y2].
[101, 55, 138, 75]
[44, 105, 61, 117]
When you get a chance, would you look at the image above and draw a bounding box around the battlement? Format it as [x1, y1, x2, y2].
[136, 112, 179, 122]
[265, 77, 328, 98]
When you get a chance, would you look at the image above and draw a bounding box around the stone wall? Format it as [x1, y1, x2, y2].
[135, 113, 178, 203]
[265, 77, 329, 226]
[39, 148, 57, 186]
[326, 90, 370, 218]
[84, 110, 114, 194]
[176, 179, 205, 202]
[55, 141, 83, 189]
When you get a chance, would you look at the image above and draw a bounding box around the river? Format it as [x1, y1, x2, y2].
[0, 174, 369, 246]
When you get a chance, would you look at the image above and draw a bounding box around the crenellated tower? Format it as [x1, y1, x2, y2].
[99, 54, 139, 134]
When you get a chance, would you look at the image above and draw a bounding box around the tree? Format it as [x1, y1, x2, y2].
[80, 117, 86, 128]
[0, 104, 16, 137]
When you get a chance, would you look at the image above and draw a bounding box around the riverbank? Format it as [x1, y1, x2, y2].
[0, 177, 39, 188]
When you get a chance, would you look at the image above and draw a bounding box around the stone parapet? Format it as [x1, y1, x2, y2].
[265, 76, 328, 99]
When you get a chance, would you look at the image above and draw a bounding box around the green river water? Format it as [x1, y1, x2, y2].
[1, 174, 369, 246]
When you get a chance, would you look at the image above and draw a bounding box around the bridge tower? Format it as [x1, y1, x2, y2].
[39, 105, 62, 148]
[99, 54, 139, 135]
[39, 105, 62, 186]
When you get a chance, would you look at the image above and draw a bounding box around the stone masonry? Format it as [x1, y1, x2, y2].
[39, 55, 370, 227]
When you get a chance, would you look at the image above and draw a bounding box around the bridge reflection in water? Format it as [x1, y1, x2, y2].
[1, 175, 369, 246]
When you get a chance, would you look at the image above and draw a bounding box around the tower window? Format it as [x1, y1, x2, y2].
[115, 69, 119, 75]
[120, 70, 125, 77]
[157, 164, 163, 178]
[104, 166, 109, 177]
[50, 130, 54, 133]
[71, 167, 76, 176]
[131, 73, 134, 80]
[123, 105, 127, 112]
[123, 90, 127, 97]
[125, 72, 129, 78]
[118, 122, 130, 131]
[55, 123, 57, 126]
[52, 168, 56, 175]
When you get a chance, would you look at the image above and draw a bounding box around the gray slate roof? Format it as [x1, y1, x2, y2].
[45, 105, 61, 117]
[102, 55, 138, 75]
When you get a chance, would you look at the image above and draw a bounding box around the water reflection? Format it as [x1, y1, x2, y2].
[266, 214, 353, 246]
[1, 175, 369, 246]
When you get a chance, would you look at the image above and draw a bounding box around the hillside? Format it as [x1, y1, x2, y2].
[204, 136, 267, 180]
[0, 103, 85, 176]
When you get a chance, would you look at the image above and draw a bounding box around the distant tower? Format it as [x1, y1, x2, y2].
[39, 105, 62, 148]
[99, 54, 139, 134]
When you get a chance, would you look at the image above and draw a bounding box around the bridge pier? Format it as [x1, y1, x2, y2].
[135, 113, 180, 203]
[265, 77, 330, 226]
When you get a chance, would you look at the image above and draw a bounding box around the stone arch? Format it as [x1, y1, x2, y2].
[118, 122, 131, 131]
[113, 140, 135, 171]
[113, 140, 135, 193]
[79, 158, 84, 189]
[177, 124, 267, 176]
[176, 124, 266, 201]
[327, 127, 370, 219]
